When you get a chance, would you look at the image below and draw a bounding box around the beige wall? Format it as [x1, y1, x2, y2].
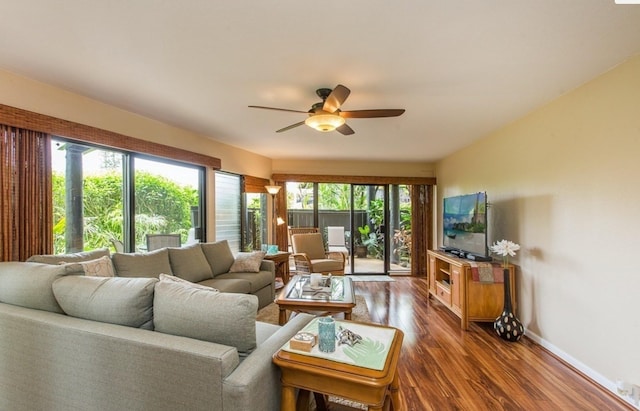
[435, 55, 640, 391]
[0, 69, 273, 178]
[1, 69, 275, 239]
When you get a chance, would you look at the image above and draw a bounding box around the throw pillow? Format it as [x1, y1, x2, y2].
[167, 244, 213, 283]
[27, 248, 112, 276]
[228, 251, 266, 273]
[153, 280, 257, 353]
[26, 248, 110, 265]
[78, 255, 116, 277]
[111, 248, 173, 278]
[52, 276, 157, 329]
[0, 262, 71, 313]
[200, 240, 235, 276]
[158, 273, 218, 292]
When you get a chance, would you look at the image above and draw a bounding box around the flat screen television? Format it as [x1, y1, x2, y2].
[442, 192, 488, 259]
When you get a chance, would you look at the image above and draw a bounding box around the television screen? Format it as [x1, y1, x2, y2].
[442, 192, 488, 257]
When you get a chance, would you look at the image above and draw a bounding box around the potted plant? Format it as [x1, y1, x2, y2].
[393, 227, 411, 267]
[355, 225, 370, 258]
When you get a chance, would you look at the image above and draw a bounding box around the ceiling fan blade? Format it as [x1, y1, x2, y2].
[276, 121, 306, 133]
[323, 84, 351, 113]
[336, 123, 355, 135]
[340, 109, 405, 118]
[248, 105, 308, 114]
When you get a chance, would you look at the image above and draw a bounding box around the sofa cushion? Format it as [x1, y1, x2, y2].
[213, 271, 272, 294]
[52, 276, 157, 329]
[308, 258, 345, 273]
[77, 255, 116, 277]
[0, 262, 74, 313]
[27, 248, 110, 264]
[228, 251, 266, 273]
[112, 248, 173, 278]
[197, 278, 252, 294]
[154, 280, 258, 353]
[159, 273, 218, 291]
[200, 240, 235, 276]
[168, 244, 213, 283]
[27, 248, 111, 275]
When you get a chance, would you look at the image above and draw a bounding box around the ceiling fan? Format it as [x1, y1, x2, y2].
[248, 84, 405, 135]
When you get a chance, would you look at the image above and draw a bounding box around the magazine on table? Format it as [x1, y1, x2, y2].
[287, 275, 344, 301]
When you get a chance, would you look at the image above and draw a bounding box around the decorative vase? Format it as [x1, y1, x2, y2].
[494, 268, 524, 342]
[318, 317, 336, 353]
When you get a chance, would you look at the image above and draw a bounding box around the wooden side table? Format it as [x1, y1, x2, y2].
[273, 321, 404, 411]
[264, 251, 291, 284]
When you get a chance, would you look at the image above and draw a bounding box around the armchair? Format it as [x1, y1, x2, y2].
[287, 227, 319, 251]
[291, 232, 345, 275]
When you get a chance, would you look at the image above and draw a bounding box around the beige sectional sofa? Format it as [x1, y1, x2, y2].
[0, 251, 313, 411]
[27, 240, 275, 309]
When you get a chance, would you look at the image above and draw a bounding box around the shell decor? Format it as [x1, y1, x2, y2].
[336, 326, 362, 347]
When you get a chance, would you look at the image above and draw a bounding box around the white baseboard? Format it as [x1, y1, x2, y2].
[525, 330, 639, 409]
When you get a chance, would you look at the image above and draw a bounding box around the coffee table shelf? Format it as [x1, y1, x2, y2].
[275, 275, 355, 325]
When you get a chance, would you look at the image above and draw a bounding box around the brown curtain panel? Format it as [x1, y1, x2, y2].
[0, 124, 52, 261]
[411, 185, 432, 277]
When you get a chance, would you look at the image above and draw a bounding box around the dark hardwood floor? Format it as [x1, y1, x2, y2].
[352, 277, 632, 411]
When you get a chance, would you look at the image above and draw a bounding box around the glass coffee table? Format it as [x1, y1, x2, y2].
[275, 274, 356, 325]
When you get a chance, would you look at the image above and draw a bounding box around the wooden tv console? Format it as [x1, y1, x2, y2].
[427, 250, 516, 330]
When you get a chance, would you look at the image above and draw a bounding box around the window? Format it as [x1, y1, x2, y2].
[243, 192, 267, 252]
[133, 157, 203, 251]
[51, 138, 205, 254]
[215, 171, 241, 252]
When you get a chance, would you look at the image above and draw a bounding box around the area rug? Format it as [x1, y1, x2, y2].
[256, 295, 370, 325]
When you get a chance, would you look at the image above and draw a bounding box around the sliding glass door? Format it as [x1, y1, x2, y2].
[284, 181, 413, 275]
[351, 184, 386, 274]
[388, 185, 411, 274]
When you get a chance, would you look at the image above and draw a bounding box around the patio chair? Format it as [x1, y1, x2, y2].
[291, 232, 345, 275]
[327, 226, 349, 255]
[146, 233, 181, 251]
[110, 238, 124, 253]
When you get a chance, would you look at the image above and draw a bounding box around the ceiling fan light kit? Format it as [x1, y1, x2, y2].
[304, 112, 345, 132]
[249, 84, 405, 135]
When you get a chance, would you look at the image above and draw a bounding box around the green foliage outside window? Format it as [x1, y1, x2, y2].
[52, 171, 198, 254]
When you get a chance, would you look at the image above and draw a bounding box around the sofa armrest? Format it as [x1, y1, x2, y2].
[0, 302, 240, 411]
[259, 259, 275, 276]
[222, 313, 314, 411]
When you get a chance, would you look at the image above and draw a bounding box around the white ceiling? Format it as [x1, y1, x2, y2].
[1, 1, 640, 162]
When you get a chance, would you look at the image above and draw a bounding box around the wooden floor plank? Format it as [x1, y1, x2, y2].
[352, 277, 632, 411]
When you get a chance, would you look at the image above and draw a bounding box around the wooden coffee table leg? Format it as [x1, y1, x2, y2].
[344, 309, 352, 321]
[278, 307, 287, 325]
[389, 369, 400, 410]
[281, 384, 296, 411]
